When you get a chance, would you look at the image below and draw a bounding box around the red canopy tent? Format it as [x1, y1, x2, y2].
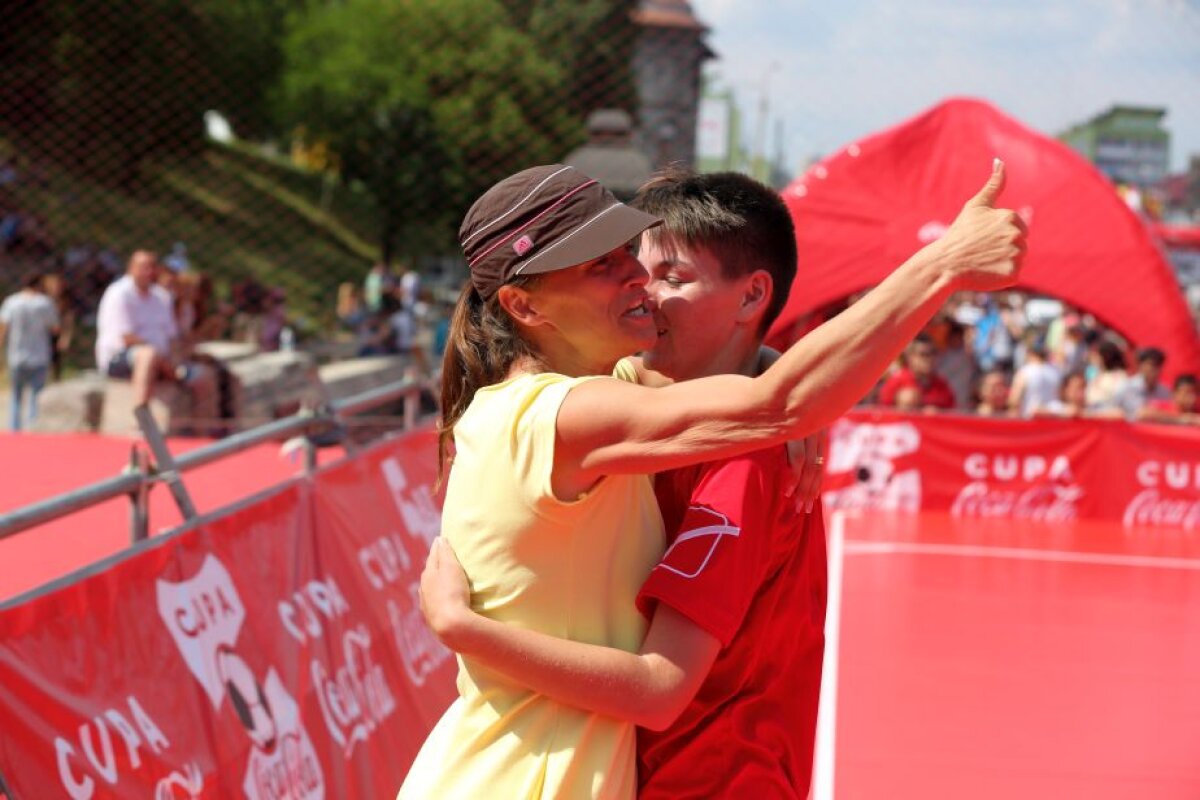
[769, 97, 1200, 381]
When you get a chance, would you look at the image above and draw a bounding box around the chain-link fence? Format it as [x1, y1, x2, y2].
[1, 0, 715, 375]
[4, 1, 1198, 405]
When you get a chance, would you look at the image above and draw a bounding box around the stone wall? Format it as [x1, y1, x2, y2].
[28, 344, 418, 437]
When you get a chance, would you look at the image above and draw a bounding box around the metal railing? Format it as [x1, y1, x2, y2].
[0, 379, 425, 544]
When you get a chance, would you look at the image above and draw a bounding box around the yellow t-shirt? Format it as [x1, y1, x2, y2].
[400, 364, 664, 799]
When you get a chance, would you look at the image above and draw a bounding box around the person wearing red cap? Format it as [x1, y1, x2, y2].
[400, 161, 1025, 799]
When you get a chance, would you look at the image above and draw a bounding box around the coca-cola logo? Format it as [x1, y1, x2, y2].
[242, 671, 324, 800]
[952, 483, 1082, 522]
[952, 452, 1081, 521]
[248, 732, 321, 800]
[1124, 460, 1200, 529]
[311, 626, 397, 759]
[389, 585, 451, 687]
[1123, 490, 1200, 529]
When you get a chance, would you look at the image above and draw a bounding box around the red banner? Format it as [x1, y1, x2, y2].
[2, 415, 1197, 797]
[0, 431, 455, 799]
[826, 411, 1200, 529]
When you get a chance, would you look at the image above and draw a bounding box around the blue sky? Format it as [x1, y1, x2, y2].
[689, 0, 1200, 173]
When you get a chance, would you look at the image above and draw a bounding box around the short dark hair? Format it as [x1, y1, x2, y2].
[633, 169, 797, 336]
[1136, 346, 1165, 367]
[908, 333, 936, 352]
[20, 269, 44, 290]
[1174, 373, 1197, 390]
[1097, 339, 1127, 371]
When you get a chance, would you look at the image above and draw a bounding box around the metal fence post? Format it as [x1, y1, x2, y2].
[304, 439, 318, 474]
[0, 379, 421, 542]
[127, 446, 150, 544]
[135, 406, 198, 521]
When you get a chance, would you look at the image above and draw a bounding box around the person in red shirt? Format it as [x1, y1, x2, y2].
[878, 333, 957, 410]
[422, 169, 828, 797]
[1141, 373, 1199, 424]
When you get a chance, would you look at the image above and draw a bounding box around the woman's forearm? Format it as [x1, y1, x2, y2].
[756, 247, 954, 437]
[557, 163, 1025, 478]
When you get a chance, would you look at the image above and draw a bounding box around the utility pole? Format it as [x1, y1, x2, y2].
[751, 61, 779, 181]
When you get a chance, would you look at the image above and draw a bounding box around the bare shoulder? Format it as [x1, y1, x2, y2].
[624, 356, 674, 388]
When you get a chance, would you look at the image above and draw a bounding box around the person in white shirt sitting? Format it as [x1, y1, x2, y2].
[94, 250, 206, 410]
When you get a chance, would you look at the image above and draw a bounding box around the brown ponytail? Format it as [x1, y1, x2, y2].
[437, 279, 541, 484]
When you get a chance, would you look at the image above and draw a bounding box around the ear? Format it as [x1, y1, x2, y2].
[736, 270, 773, 326]
[496, 284, 548, 329]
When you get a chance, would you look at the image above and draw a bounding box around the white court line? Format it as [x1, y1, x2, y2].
[809, 517, 1200, 800]
[843, 540, 1200, 571]
[811, 511, 844, 800]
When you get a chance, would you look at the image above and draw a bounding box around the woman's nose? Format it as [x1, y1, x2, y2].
[620, 251, 648, 287]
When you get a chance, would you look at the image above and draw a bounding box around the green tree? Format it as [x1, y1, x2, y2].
[22, 1, 213, 185]
[277, 0, 581, 264]
[195, 0, 295, 141]
[504, 0, 640, 118]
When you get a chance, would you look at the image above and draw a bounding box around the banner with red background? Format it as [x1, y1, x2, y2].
[826, 410, 1200, 529]
[2, 415, 1198, 798]
[0, 430, 455, 800]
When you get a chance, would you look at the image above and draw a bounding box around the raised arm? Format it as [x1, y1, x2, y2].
[421, 539, 719, 731]
[557, 160, 1025, 483]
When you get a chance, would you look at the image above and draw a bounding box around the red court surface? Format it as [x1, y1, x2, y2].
[0, 432, 343, 602]
[817, 510, 1200, 800]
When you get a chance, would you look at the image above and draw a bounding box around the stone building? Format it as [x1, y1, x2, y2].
[564, 109, 653, 200]
[631, 0, 714, 169]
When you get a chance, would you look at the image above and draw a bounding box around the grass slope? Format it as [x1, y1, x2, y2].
[5, 140, 381, 334]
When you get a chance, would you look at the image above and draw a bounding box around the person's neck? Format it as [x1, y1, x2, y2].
[506, 349, 613, 380]
[528, 333, 624, 381]
[674, 329, 762, 381]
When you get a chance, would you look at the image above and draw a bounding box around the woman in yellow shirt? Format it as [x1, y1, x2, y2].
[400, 162, 1025, 798]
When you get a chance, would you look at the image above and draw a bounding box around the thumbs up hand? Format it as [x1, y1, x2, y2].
[928, 159, 1028, 292]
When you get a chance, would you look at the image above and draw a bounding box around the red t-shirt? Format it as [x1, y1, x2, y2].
[636, 446, 827, 799]
[878, 367, 956, 409]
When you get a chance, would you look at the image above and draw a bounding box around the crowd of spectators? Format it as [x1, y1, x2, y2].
[336, 262, 438, 377]
[863, 292, 1199, 425]
[1, 231, 304, 430]
[2, 137, 1195, 432]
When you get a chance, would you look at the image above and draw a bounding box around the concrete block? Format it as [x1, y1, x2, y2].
[317, 356, 411, 403]
[29, 372, 107, 433]
[224, 350, 319, 430]
[194, 340, 259, 364]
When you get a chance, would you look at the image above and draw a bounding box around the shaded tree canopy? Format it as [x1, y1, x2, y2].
[277, 0, 586, 262]
[1, 0, 641, 260]
[1, 0, 212, 185]
[502, 0, 640, 118]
